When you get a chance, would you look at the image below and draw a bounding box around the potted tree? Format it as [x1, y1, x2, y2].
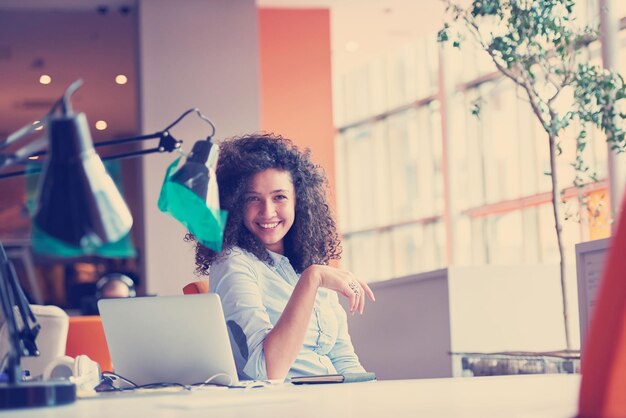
[438, 0, 626, 350]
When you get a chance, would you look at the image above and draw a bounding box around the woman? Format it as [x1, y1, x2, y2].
[186, 133, 375, 381]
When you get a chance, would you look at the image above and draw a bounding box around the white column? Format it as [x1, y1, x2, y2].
[599, 0, 626, 224]
[137, 0, 260, 295]
[438, 43, 455, 265]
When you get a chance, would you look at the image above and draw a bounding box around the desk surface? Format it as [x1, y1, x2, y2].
[3, 374, 580, 418]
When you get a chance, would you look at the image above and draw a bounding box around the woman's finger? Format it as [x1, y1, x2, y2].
[361, 281, 375, 302]
[350, 291, 357, 314]
[358, 285, 365, 314]
[347, 280, 360, 314]
[350, 280, 364, 314]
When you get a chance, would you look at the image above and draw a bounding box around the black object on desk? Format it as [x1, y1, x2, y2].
[290, 372, 377, 385]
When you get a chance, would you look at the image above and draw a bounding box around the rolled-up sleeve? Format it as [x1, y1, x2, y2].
[211, 254, 272, 380]
[327, 294, 366, 374]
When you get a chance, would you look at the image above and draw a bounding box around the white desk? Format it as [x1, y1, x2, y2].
[3, 374, 580, 418]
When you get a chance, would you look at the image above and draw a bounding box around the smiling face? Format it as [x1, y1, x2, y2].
[242, 168, 296, 255]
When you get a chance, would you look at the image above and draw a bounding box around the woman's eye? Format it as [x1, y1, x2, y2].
[275, 195, 287, 200]
[245, 196, 258, 202]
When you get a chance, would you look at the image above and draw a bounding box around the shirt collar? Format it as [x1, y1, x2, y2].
[267, 249, 289, 266]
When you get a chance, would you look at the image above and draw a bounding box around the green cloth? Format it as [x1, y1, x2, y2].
[31, 224, 137, 258]
[26, 161, 137, 258]
[158, 158, 227, 252]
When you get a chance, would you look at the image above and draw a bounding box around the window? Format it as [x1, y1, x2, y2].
[335, 2, 618, 283]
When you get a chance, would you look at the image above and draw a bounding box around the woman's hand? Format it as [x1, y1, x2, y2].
[303, 265, 375, 315]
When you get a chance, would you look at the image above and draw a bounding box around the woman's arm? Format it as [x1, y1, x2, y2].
[263, 265, 375, 380]
[212, 254, 274, 380]
[263, 272, 319, 379]
[327, 293, 367, 374]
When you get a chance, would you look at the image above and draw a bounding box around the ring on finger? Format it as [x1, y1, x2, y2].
[348, 281, 360, 296]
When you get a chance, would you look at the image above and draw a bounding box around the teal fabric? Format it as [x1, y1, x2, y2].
[157, 158, 227, 252]
[31, 224, 136, 258]
[26, 161, 137, 258]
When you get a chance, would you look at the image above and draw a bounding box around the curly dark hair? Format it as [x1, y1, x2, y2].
[185, 133, 341, 275]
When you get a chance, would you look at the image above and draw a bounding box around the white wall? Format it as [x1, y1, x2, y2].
[447, 265, 578, 353]
[346, 264, 579, 379]
[137, 0, 260, 295]
[346, 269, 454, 380]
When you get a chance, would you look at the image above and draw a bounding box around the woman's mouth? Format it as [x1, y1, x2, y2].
[257, 221, 280, 230]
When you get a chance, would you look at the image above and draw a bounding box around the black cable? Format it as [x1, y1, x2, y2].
[95, 371, 252, 393]
[0, 353, 8, 375]
[163, 108, 216, 138]
[97, 372, 195, 392]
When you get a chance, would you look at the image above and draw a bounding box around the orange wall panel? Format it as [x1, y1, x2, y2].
[587, 189, 611, 240]
[258, 8, 335, 206]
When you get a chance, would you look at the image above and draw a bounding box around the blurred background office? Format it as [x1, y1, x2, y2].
[1, 0, 625, 376]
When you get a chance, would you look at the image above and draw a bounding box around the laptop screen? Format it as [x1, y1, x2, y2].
[98, 293, 238, 386]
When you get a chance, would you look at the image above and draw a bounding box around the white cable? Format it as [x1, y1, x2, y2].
[201, 372, 233, 387]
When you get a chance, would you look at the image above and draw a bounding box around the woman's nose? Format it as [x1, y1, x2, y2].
[260, 200, 276, 216]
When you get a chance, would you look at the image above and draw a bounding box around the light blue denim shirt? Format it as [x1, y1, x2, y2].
[210, 246, 365, 380]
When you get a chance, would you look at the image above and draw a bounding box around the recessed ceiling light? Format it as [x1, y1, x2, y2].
[32, 120, 43, 131]
[39, 74, 52, 85]
[115, 74, 128, 85]
[95, 120, 108, 130]
[345, 41, 360, 53]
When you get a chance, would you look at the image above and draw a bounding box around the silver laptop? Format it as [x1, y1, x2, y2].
[98, 294, 239, 387]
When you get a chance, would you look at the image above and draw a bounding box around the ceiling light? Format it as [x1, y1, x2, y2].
[39, 74, 52, 85]
[95, 120, 108, 130]
[115, 74, 128, 85]
[33, 120, 43, 131]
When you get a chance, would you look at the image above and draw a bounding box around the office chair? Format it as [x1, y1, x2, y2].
[66, 316, 113, 372]
[182, 280, 210, 295]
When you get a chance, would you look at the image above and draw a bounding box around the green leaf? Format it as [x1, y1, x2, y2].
[470, 97, 483, 118]
[437, 28, 449, 43]
[471, 0, 501, 17]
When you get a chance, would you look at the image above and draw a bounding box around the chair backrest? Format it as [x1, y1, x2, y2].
[66, 315, 113, 372]
[182, 280, 210, 295]
[579, 193, 626, 417]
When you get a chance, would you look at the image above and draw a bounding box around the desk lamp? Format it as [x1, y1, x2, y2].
[0, 80, 225, 409]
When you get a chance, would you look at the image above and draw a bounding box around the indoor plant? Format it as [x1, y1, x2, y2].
[438, 0, 626, 349]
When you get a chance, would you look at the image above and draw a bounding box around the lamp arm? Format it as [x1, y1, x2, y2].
[0, 130, 183, 179]
[101, 147, 174, 161]
[0, 104, 212, 179]
[0, 80, 74, 152]
[0, 241, 39, 383]
[0, 137, 48, 171]
[95, 132, 168, 148]
[0, 121, 44, 151]
[163, 108, 216, 138]
[95, 130, 183, 160]
[7, 257, 40, 357]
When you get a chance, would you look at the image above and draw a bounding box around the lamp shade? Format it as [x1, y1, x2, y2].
[158, 139, 226, 252]
[33, 112, 132, 249]
[170, 139, 213, 200]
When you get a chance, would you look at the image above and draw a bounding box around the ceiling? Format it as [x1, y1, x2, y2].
[263, 0, 447, 74]
[0, 0, 446, 140]
[0, 3, 138, 141]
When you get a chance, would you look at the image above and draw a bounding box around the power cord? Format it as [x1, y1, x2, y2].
[194, 372, 233, 388]
[96, 371, 257, 392]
